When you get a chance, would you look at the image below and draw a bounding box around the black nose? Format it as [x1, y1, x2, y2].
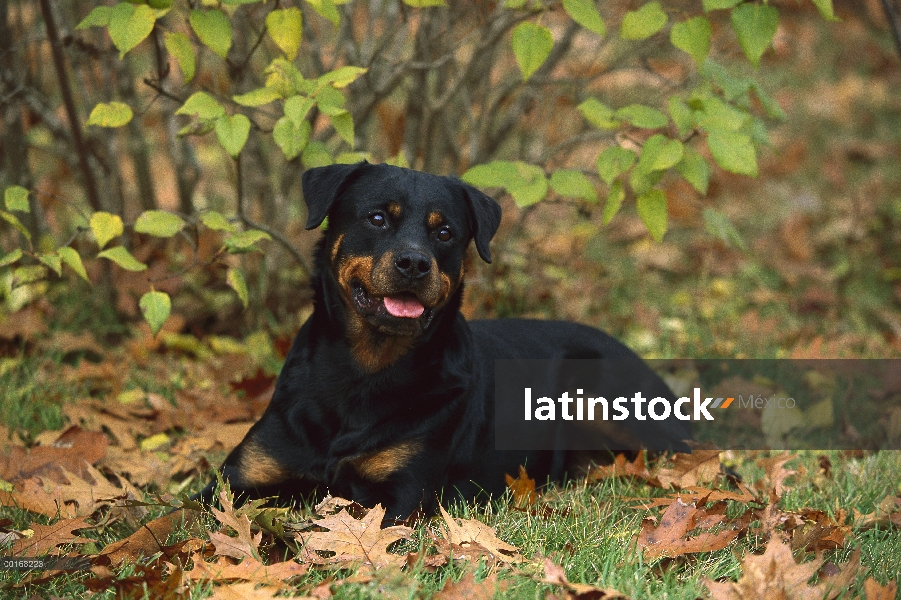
[394, 250, 431, 279]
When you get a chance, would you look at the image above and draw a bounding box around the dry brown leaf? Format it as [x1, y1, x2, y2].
[0, 426, 109, 483]
[863, 578, 898, 600]
[100, 509, 199, 566]
[853, 495, 901, 531]
[9, 516, 93, 557]
[703, 538, 860, 600]
[210, 490, 262, 561]
[505, 465, 537, 507]
[542, 557, 629, 599]
[586, 453, 651, 482]
[755, 452, 797, 498]
[785, 508, 850, 552]
[182, 552, 308, 586]
[208, 582, 284, 600]
[653, 450, 722, 489]
[433, 571, 509, 600]
[436, 504, 522, 564]
[0, 478, 77, 518]
[631, 484, 757, 510]
[84, 563, 188, 599]
[637, 497, 742, 559]
[296, 504, 412, 569]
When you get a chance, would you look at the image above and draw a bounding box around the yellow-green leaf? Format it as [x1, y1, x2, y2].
[511, 22, 553, 81]
[305, 0, 340, 26]
[730, 3, 778, 67]
[4, 186, 30, 212]
[620, 2, 667, 40]
[12, 265, 47, 288]
[670, 17, 712, 67]
[140, 290, 171, 337]
[549, 169, 597, 202]
[98, 246, 147, 271]
[190, 9, 232, 59]
[90, 211, 124, 249]
[57, 247, 89, 281]
[0, 248, 23, 268]
[164, 32, 196, 83]
[37, 252, 62, 276]
[227, 267, 249, 308]
[266, 8, 302, 61]
[317, 66, 368, 89]
[215, 114, 251, 159]
[201, 211, 238, 233]
[273, 116, 311, 160]
[0, 210, 31, 241]
[76, 6, 112, 29]
[134, 210, 185, 237]
[233, 87, 282, 107]
[108, 3, 156, 58]
[224, 229, 272, 253]
[707, 131, 758, 176]
[176, 92, 226, 120]
[86, 102, 133, 128]
[562, 0, 605, 36]
[636, 189, 668, 241]
[578, 98, 619, 129]
[597, 146, 636, 185]
[602, 180, 624, 225]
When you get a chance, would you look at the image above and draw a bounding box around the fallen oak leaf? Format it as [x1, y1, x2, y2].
[755, 452, 797, 498]
[652, 450, 722, 489]
[295, 504, 412, 569]
[208, 581, 283, 599]
[505, 465, 538, 508]
[636, 496, 743, 559]
[853, 495, 901, 531]
[586, 452, 651, 482]
[100, 508, 199, 566]
[181, 552, 307, 586]
[629, 483, 757, 510]
[0, 477, 77, 518]
[703, 538, 860, 600]
[0, 426, 109, 483]
[864, 578, 898, 600]
[435, 504, 522, 564]
[785, 508, 850, 552]
[9, 516, 93, 557]
[542, 556, 629, 599]
[210, 489, 262, 561]
[433, 571, 509, 600]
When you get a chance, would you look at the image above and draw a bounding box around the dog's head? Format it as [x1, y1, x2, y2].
[302, 162, 501, 352]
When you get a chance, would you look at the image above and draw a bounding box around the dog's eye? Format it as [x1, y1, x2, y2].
[368, 213, 386, 227]
[437, 227, 452, 242]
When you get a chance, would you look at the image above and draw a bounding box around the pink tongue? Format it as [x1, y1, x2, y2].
[383, 295, 424, 318]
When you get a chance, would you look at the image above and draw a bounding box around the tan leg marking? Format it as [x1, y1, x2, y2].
[237, 439, 293, 487]
[350, 439, 424, 482]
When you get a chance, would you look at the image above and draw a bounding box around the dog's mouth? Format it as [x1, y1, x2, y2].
[350, 280, 434, 326]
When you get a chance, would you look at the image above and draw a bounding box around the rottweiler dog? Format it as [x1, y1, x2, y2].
[200, 162, 690, 520]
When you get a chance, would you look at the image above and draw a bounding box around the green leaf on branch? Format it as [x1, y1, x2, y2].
[0, 210, 30, 241]
[703, 208, 746, 250]
[511, 22, 553, 81]
[98, 246, 148, 271]
[461, 161, 548, 208]
[215, 114, 251, 159]
[702, 0, 742, 10]
[57, 247, 89, 281]
[200, 211, 238, 233]
[461, 161, 520, 188]
[190, 9, 232, 59]
[108, 3, 156, 58]
[578, 98, 619, 129]
[636, 189, 667, 241]
[336, 151, 371, 164]
[669, 97, 694, 136]
[37, 252, 62, 276]
[12, 265, 47, 288]
[319, 105, 355, 146]
[596, 147, 636, 185]
[302, 141, 334, 168]
[224, 230, 272, 253]
[670, 17, 711, 67]
[140, 290, 171, 337]
[602, 180, 624, 225]
[76, 6, 112, 29]
[0, 248, 23, 268]
[730, 3, 778, 67]
[811, 0, 838, 21]
[90, 212, 123, 249]
[305, 0, 341, 26]
[694, 95, 751, 132]
[266, 7, 303, 60]
[135, 211, 186, 237]
[233, 87, 282, 107]
[5, 186, 30, 212]
[273, 117, 311, 160]
[562, 0, 605, 36]
[402, 0, 447, 7]
[629, 167, 663, 196]
[550, 170, 597, 203]
[676, 147, 711, 194]
[318, 66, 368, 89]
[227, 268, 249, 308]
[620, 2, 667, 40]
[86, 102, 133, 128]
[176, 92, 226, 120]
[284, 96, 316, 126]
[707, 131, 758, 176]
[164, 32, 196, 83]
[637, 134, 684, 172]
[615, 104, 668, 129]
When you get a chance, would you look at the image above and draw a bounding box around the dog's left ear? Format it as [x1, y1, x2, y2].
[302, 162, 369, 230]
[454, 180, 502, 263]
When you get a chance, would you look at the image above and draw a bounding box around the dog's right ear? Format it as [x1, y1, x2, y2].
[302, 162, 369, 230]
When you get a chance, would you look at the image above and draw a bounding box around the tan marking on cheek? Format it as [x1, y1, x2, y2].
[330, 233, 345, 263]
[237, 440, 293, 487]
[387, 202, 401, 219]
[351, 439, 423, 482]
[337, 255, 374, 295]
[427, 211, 444, 229]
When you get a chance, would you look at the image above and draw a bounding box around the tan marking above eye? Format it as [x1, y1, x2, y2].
[427, 211, 444, 229]
[387, 202, 402, 219]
